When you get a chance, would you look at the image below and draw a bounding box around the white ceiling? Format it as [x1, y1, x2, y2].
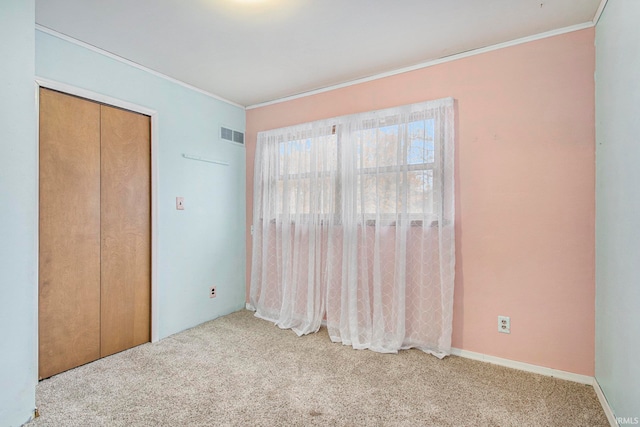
[35, 0, 602, 107]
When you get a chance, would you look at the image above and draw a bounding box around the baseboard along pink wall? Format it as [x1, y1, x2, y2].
[245, 28, 596, 376]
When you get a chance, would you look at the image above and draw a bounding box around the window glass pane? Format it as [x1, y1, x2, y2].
[357, 171, 433, 217]
[407, 119, 435, 165]
[358, 173, 398, 216]
[406, 170, 433, 215]
[358, 126, 399, 169]
[292, 140, 310, 175]
[278, 139, 308, 175]
[319, 175, 334, 215]
[277, 179, 283, 215]
[278, 176, 335, 216]
[280, 136, 337, 175]
[317, 135, 338, 172]
[278, 142, 288, 176]
[276, 134, 337, 216]
[282, 178, 309, 215]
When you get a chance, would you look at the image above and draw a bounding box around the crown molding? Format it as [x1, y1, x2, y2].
[247, 21, 594, 110]
[593, 0, 609, 25]
[35, 24, 245, 109]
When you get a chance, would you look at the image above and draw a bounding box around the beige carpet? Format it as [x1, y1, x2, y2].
[29, 310, 608, 427]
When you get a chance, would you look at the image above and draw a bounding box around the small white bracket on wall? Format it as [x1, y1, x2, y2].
[182, 153, 229, 166]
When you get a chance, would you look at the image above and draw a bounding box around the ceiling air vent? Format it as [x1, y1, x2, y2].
[221, 126, 244, 145]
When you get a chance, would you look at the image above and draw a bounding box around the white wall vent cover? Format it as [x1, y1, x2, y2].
[221, 126, 244, 145]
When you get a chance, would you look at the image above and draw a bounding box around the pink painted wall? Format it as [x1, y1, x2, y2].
[245, 28, 595, 375]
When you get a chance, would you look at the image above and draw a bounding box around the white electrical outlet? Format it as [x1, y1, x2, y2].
[209, 286, 217, 299]
[498, 316, 510, 334]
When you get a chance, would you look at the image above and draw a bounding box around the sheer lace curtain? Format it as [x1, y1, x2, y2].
[250, 98, 455, 357]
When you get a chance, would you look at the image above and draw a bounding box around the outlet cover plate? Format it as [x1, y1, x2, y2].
[498, 316, 510, 334]
[209, 286, 216, 299]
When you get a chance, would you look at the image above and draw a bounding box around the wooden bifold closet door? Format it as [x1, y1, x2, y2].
[39, 88, 150, 379]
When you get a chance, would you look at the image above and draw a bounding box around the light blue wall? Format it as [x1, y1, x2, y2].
[595, 0, 640, 420]
[35, 30, 246, 339]
[0, 1, 37, 426]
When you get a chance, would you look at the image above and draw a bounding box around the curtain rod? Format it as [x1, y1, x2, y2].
[182, 153, 229, 166]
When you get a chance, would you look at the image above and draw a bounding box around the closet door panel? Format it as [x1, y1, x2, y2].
[100, 104, 151, 357]
[39, 88, 102, 379]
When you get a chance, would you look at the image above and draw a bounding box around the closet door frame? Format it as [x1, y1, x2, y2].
[35, 78, 159, 346]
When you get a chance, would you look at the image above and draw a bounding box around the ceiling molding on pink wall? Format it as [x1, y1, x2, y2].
[246, 21, 595, 110]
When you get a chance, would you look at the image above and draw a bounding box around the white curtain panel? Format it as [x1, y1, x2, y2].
[250, 98, 455, 358]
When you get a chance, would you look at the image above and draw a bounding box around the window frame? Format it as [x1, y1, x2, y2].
[270, 114, 443, 225]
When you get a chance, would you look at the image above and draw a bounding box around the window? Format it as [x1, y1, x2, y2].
[251, 98, 456, 353]
[274, 130, 338, 217]
[272, 118, 439, 223]
[354, 118, 437, 221]
[257, 98, 453, 226]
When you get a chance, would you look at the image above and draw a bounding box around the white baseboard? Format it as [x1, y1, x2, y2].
[450, 348, 594, 385]
[452, 347, 617, 426]
[593, 378, 619, 427]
